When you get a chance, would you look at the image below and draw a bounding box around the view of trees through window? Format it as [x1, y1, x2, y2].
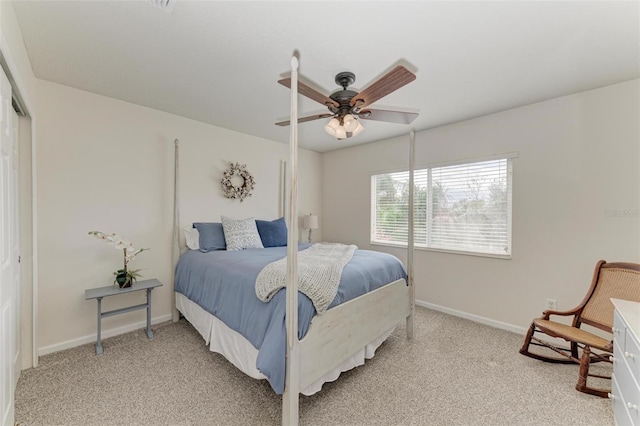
[372, 158, 511, 256]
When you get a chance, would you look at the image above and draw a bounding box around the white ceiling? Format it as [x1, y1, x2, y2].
[11, 0, 640, 153]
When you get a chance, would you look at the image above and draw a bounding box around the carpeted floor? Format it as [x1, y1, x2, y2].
[15, 307, 613, 425]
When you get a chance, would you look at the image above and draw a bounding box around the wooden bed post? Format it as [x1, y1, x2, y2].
[406, 130, 415, 339]
[283, 55, 300, 426]
[171, 138, 180, 323]
[279, 160, 287, 218]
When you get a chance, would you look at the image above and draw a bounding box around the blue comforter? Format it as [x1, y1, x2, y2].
[174, 244, 407, 394]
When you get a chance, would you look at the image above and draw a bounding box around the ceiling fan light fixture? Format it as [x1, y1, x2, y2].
[342, 114, 358, 132]
[324, 115, 365, 140]
[351, 120, 364, 136]
[324, 118, 340, 137]
[333, 125, 347, 139]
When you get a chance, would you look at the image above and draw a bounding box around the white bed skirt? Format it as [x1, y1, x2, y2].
[175, 292, 394, 396]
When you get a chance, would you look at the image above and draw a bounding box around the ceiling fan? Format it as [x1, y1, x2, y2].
[276, 65, 418, 140]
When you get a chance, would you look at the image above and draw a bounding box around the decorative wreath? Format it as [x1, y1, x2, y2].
[221, 162, 255, 202]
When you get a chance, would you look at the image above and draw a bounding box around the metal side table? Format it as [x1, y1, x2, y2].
[85, 278, 163, 354]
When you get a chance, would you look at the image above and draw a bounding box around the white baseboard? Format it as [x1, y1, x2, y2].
[415, 299, 528, 335]
[38, 305, 526, 357]
[38, 314, 173, 357]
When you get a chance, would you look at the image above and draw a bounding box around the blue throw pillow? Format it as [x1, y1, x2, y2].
[255, 217, 288, 247]
[193, 222, 226, 252]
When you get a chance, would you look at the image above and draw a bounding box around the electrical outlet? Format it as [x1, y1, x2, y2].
[545, 298, 557, 311]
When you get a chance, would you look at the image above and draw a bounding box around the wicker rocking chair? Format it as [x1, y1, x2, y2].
[520, 260, 640, 397]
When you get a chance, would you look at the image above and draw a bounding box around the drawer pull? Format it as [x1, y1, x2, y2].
[612, 327, 620, 335]
[609, 356, 616, 364]
[628, 402, 638, 411]
[608, 393, 616, 400]
[624, 351, 637, 360]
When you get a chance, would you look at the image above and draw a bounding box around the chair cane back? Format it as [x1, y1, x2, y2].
[519, 260, 640, 397]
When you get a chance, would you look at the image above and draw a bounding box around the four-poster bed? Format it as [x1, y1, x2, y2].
[171, 56, 416, 425]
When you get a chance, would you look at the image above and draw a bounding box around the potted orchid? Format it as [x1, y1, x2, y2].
[89, 231, 149, 288]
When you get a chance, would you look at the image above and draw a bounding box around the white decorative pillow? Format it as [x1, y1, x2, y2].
[221, 216, 264, 251]
[183, 227, 200, 250]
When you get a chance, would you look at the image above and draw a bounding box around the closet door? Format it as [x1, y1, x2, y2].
[11, 108, 20, 392]
[0, 64, 17, 426]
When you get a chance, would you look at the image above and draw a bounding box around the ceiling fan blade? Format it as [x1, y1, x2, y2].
[275, 113, 334, 127]
[358, 108, 418, 124]
[351, 66, 416, 109]
[278, 78, 339, 108]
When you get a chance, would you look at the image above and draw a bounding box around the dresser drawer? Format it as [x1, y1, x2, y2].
[611, 300, 640, 426]
[612, 374, 634, 426]
[614, 310, 627, 349]
[625, 326, 640, 387]
[615, 341, 639, 396]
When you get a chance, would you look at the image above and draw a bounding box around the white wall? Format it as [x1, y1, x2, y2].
[0, 2, 36, 104]
[322, 79, 640, 332]
[35, 80, 322, 353]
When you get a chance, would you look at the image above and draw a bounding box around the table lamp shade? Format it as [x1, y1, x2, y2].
[303, 214, 318, 230]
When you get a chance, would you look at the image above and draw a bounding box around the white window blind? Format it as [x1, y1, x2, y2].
[371, 158, 512, 257]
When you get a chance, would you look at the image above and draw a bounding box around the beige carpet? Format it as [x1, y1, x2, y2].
[15, 307, 613, 425]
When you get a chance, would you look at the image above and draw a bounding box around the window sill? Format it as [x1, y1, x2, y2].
[370, 241, 512, 260]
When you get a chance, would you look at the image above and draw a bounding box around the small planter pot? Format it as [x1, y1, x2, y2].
[114, 270, 132, 288]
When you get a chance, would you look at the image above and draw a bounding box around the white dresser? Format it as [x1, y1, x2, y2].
[610, 298, 640, 426]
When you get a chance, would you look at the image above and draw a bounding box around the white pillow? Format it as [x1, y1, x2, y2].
[221, 216, 264, 251]
[183, 227, 200, 250]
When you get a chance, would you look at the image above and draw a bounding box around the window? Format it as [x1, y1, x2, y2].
[371, 156, 513, 257]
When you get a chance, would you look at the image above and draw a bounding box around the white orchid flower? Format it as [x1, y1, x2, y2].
[89, 231, 107, 240]
[105, 233, 120, 245]
[114, 239, 130, 250]
[125, 246, 138, 260]
[126, 247, 147, 262]
[89, 231, 149, 286]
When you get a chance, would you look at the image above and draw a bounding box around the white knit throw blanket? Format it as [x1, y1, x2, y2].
[255, 242, 357, 314]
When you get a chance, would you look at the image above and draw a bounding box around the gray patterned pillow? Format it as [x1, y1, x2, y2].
[221, 216, 264, 251]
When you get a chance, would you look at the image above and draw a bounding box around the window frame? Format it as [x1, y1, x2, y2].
[370, 153, 516, 259]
